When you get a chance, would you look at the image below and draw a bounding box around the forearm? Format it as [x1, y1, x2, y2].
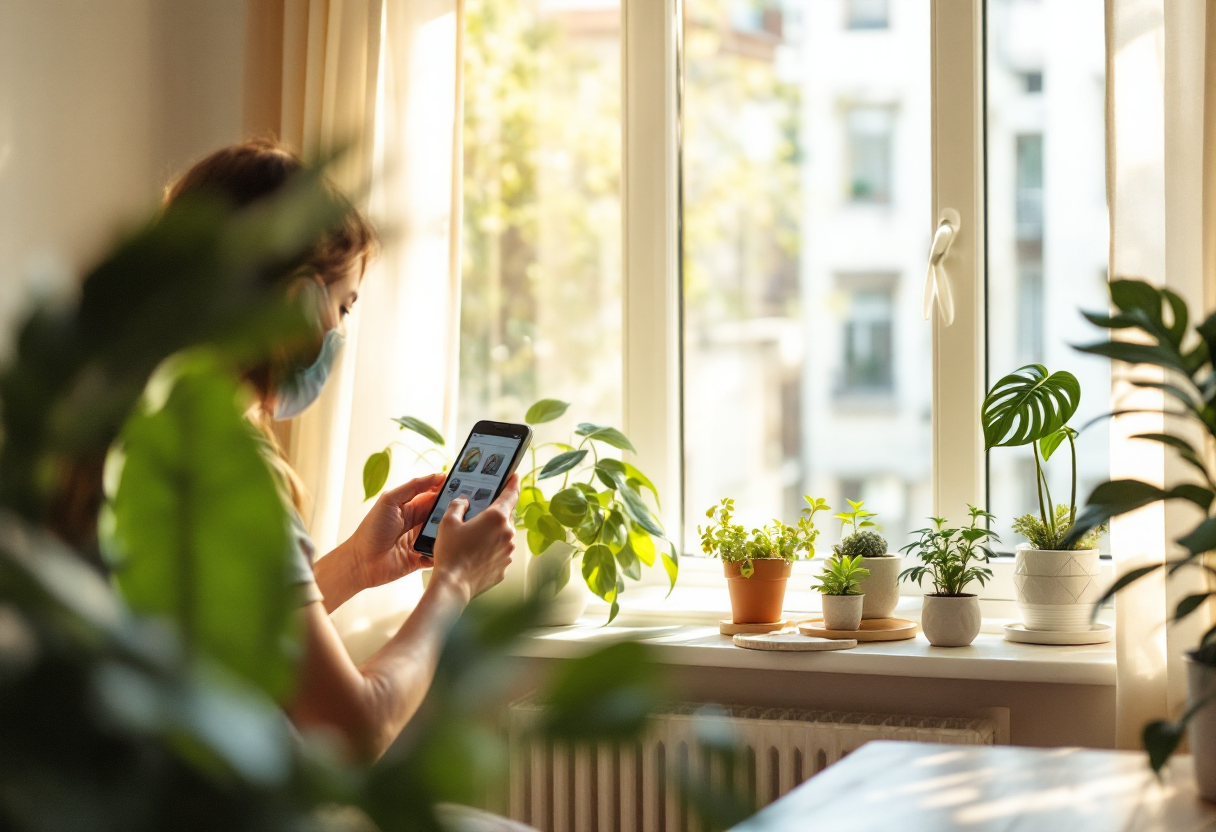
[312, 540, 362, 613]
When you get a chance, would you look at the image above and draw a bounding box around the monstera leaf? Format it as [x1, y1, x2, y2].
[981, 364, 1081, 450]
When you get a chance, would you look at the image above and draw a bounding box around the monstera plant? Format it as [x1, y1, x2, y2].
[1063, 279, 1216, 785]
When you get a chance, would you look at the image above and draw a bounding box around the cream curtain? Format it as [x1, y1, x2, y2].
[1107, 0, 1216, 748]
[247, 0, 466, 662]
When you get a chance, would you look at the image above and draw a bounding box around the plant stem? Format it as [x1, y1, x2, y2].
[1032, 442, 1051, 533]
[1068, 430, 1077, 527]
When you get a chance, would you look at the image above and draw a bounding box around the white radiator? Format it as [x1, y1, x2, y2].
[506, 700, 998, 832]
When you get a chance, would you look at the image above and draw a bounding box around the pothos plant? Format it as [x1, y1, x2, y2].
[899, 506, 998, 596]
[362, 399, 676, 624]
[699, 496, 831, 577]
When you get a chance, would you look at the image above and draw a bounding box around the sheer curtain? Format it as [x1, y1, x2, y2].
[1107, 0, 1216, 748]
[246, 0, 466, 662]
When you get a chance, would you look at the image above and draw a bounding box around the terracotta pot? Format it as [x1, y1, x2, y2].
[821, 594, 864, 631]
[858, 555, 901, 619]
[723, 559, 792, 624]
[1012, 546, 1101, 631]
[921, 594, 981, 647]
[1187, 655, 1216, 802]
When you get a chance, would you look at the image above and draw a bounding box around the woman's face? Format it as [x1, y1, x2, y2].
[315, 262, 362, 332]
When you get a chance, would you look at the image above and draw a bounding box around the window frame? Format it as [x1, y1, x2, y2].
[619, 0, 988, 557]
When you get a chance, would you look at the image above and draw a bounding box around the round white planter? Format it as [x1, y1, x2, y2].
[921, 594, 981, 647]
[858, 555, 901, 620]
[525, 541, 589, 626]
[1012, 546, 1101, 632]
[1187, 655, 1216, 802]
[821, 594, 864, 631]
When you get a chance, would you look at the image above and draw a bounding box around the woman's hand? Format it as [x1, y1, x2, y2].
[316, 474, 445, 611]
[429, 474, 520, 602]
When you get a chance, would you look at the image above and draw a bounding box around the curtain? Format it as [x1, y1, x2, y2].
[1107, 0, 1216, 748]
[246, 0, 466, 662]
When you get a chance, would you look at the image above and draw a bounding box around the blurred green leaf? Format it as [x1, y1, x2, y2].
[524, 399, 570, 425]
[392, 415, 445, 446]
[363, 449, 391, 501]
[106, 357, 297, 697]
[662, 542, 679, 596]
[539, 642, 663, 742]
[538, 449, 587, 480]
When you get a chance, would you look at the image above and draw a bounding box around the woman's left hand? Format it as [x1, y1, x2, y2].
[344, 473, 446, 593]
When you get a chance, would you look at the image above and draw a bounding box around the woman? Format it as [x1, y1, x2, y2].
[166, 139, 518, 763]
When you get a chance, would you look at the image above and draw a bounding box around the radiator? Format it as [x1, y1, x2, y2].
[506, 700, 998, 832]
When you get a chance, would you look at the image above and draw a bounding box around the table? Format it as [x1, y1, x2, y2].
[729, 741, 1216, 832]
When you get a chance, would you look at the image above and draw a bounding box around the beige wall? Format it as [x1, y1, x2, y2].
[0, 0, 248, 352]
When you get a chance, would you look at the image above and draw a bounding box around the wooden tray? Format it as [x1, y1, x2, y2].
[720, 619, 788, 635]
[733, 633, 857, 652]
[798, 618, 918, 642]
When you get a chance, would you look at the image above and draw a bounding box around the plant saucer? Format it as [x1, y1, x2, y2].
[1003, 622, 1112, 645]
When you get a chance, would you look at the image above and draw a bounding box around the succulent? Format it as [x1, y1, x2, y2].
[833, 530, 888, 560]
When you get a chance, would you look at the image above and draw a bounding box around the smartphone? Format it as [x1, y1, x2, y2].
[414, 420, 533, 557]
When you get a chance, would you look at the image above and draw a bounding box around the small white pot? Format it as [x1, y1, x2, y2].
[1187, 655, 1216, 802]
[1012, 546, 1101, 631]
[525, 541, 589, 626]
[858, 555, 901, 619]
[921, 594, 981, 647]
[821, 594, 864, 631]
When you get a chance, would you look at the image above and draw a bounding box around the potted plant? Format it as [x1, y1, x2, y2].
[363, 399, 676, 625]
[700, 496, 830, 624]
[982, 365, 1106, 632]
[1063, 279, 1216, 797]
[833, 500, 899, 620]
[812, 555, 870, 631]
[899, 506, 998, 647]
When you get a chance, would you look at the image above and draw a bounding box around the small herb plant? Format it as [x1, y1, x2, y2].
[899, 506, 998, 596]
[362, 398, 675, 623]
[699, 496, 830, 578]
[981, 364, 1102, 550]
[832, 499, 888, 558]
[813, 555, 870, 596]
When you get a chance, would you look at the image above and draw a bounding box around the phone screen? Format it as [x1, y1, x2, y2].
[422, 430, 525, 535]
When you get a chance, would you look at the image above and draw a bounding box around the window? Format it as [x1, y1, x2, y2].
[846, 0, 888, 30]
[458, 0, 622, 440]
[986, 0, 1110, 553]
[681, 0, 930, 549]
[846, 106, 893, 203]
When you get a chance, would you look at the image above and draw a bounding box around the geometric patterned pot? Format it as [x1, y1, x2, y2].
[1012, 546, 1101, 631]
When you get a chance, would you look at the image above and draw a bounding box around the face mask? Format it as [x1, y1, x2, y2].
[274, 326, 344, 420]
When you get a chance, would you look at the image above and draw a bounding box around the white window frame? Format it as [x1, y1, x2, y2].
[620, 0, 988, 556]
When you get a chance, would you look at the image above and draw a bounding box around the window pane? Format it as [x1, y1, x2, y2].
[459, 0, 621, 439]
[985, 0, 1110, 552]
[682, 1, 931, 551]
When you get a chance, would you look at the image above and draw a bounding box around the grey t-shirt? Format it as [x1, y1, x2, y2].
[287, 507, 324, 605]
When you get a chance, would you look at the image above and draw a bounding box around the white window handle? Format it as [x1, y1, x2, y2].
[923, 209, 960, 326]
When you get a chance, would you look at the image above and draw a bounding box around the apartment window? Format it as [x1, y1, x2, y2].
[682, 1, 929, 550]
[846, 0, 888, 30]
[841, 287, 895, 394]
[986, 0, 1110, 553]
[846, 106, 893, 203]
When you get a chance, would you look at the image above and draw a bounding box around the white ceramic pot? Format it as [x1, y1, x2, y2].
[858, 555, 901, 620]
[821, 594, 864, 631]
[1187, 655, 1216, 802]
[921, 594, 981, 647]
[1012, 546, 1101, 631]
[525, 541, 589, 626]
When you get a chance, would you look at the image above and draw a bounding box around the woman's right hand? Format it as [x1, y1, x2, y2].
[430, 474, 520, 601]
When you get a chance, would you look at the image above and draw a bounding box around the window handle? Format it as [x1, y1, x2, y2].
[923, 209, 960, 326]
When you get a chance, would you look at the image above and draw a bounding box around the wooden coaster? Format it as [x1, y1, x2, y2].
[733, 633, 858, 652]
[720, 619, 787, 635]
[798, 618, 918, 642]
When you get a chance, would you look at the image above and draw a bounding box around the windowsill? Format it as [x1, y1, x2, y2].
[510, 583, 1115, 687]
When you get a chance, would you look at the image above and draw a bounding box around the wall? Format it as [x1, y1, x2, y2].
[0, 0, 248, 354]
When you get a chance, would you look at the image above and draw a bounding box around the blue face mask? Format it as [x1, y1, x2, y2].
[274, 326, 344, 420]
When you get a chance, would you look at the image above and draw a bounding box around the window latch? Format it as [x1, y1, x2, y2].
[923, 209, 959, 326]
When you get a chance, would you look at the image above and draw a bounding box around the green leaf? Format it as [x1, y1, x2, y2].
[581, 543, 617, 598]
[525, 398, 571, 425]
[519, 502, 544, 532]
[1178, 517, 1216, 557]
[616, 482, 664, 537]
[576, 423, 636, 452]
[982, 364, 1081, 450]
[537, 512, 566, 545]
[623, 463, 660, 507]
[602, 509, 628, 551]
[574, 507, 605, 546]
[528, 529, 553, 556]
[517, 485, 545, 514]
[106, 358, 297, 698]
[1038, 426, 1075, 462]
[538, 642, 663, 742]
[661, 542, 679, 596]
[629, 525, 656, 567]
[362, 449, 391, 501]
[538, 449, 588, 480]
[1175, 592, 1216, 621]
[549, 487, 590, 527]
[1067, 480, 1215, 547]
[1144, 719, 1188, 773]
[1090, 563, 1164, 620]
[615, 540, 641, 581]
[392, 415, 445, 446]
